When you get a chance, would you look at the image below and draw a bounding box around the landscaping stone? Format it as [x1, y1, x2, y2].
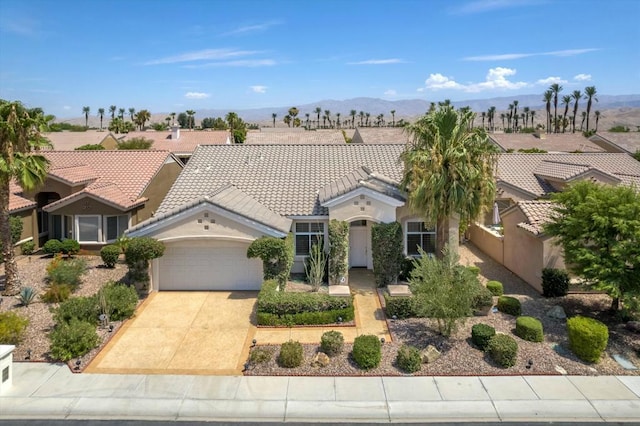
[625, 321, 640, 334]
[554, 365, 568, 375]
[329, 285, 350, 297]
[612, 354, 638, 370]
[420, 345, 441, 364]
[546, 305, 567, 320]
[312, 352, 330, 368]
[387, 285, 411, 297]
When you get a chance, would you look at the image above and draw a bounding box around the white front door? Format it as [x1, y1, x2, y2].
[349, 223, 369, 268]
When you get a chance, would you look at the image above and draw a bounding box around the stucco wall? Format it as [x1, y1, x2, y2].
[469, 223, 504, 264]
[50, 197, 125, 216]
[101, 135, 119, 149]
[134, 159, 182, 224]
[502, 209, 544, 293]
[328, 194, 398, 223]
[12, 208, 37, 246]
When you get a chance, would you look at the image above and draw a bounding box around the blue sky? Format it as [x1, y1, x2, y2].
[1, 0, 639, 118]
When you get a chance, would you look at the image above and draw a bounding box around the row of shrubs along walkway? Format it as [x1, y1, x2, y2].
[251, 269, 391, 345]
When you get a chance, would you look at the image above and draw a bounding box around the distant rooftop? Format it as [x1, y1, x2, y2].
[245, 129, 346, 145]
[120, 130, 231, 154]
[590, 131, 640, 154]
[489, 132, 605, 153]
[351, 128, 408, 144]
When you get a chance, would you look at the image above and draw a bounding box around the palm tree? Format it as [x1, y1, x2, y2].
[186, 110, 196, 130]
[543, 90, 553, 133]
[350, 110, 357, 128]
[512, 100, 519, 131]
[488, 106, 496, 132]
[288, 107, 299, 127]
[272, 113, 277, 128]
[365, 112, 371, 127]
[580, 111, 587, 132]
[401, 105, 499, 257]
[549, 83, 563, 133]
[1, 101, 52, 295]
[314, 107, 322, 129]
[128, 107, 136, 122]
[135, 109, 151, 131]
[480, 112, 486, 129]
[82, 106, 90, 129]
[571, 90, 582, 133]
[118, 108, 125, 120]
[170, 112, 176, 125]
[390, 110, 396, 127]
[283, 115, 291, 127]
[336, 112, 341, 128]
[500, 113, 506, 130]
[507, 103, 513, 130]
[561, 95, 572, 133]
[359, 111, 365, 127]
[109, 105, 117, 120]
[523, 107, 530, 129]
[165, 117, 171, 127]
[97, 108, 105, 130]
[594, 110, 601, 132]
[584, 86, 598, 132]
[530, 110, 536, 128]
[305, 113, 310, 128]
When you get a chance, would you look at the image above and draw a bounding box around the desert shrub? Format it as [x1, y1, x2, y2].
[497, 296, 521, 316]
[61, 239, 80, 257]
[125, 237, 165, 284]
[98, 282, 138, 320]
[473, 285, 494, 313]
[278, 340, 304, 368]
[567, 316, 609, 363]
[246, 235, 294, 287]
[396, 344, 422, 373]
[486, 280, 503, 296]
[371, 222, 404, 287]
[466, 266, 480, 277]
[75, 143, 105, 150]
[542, 268, 570, 297]
[515, 316, 544, 342]
[100, 245, 121, 268]
[487, 334, 518, 368]
[0, 312, 29, 344]
[304, 239, 326, 291]
[384, 295, 418, 319]
[249, 347, 273, 364]
[117, 137, 153, 149]
[53, 296, 99, 325]
[328, 219, 349, 285]
[352, 334, 381, 370]
[21, 240, 35, 255]
[471, 323, 496, 350]
[47, 257, 87, 288]
[42, 239, 63, 255]
[399, 256, 416, 281]
[49, 319, 99, 361]
[18, 286, 37, 306]
[41, 283, 73, 303]
[320, 330, 344, 356]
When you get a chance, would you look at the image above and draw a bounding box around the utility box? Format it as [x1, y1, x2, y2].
[0, 345, 15, 395]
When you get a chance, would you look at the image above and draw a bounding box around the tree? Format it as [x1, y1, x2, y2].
[97, 108, 105, 131]
[580, 111, 587, 132]
[177, 112, 188, 128]
[512, 100, 519, 131]
[324, 110, 330, 128]
[584, 86, 598, 132]
[118, 137, 153, 149]
[272, 113, 277, 128]
[549, 84, 563, 133]
[571, 90, 582, 133]
[545, 181, 640, 310]
[350, 109, 357, 128]
[359, 111, 365, 127]
[186, 110, 196, 130]
[523, 106, 530, 129]
[304, 113, 310, 128]
[401, 105, 499, 257]
[128, 107, 135, 122]
[118, 108, 125, 120]
[82, 106, 90, 129]
[594, 110, 601, 132]
[283, 115, 291, 127]
[288, 107, 299, 127]
[336, 112, 341, 128]
[314, 107, 322, 129]
[170, 112, 176, 125]
[530, 110, 536, 128]
[1, 100, 52, 295]
[109, 105, 117, 120]
[134, 109, 151, 131]
[488, 106, 496, 132]
[390, 110, 396, 127]
[561, 95, 572, 133]
[365, 112, 371, 126]
[543, 90, 553, 133]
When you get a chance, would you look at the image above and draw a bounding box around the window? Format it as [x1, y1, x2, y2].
[295, 222, 324, 256]
[77, 215, 101, 242]
[406, 221, 436, 256]
[105, 215, 129, 241]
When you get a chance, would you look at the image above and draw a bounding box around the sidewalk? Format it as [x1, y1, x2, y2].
[1, 362, 639, 422]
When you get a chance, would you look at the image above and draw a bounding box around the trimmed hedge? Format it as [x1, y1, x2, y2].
[515, 316, 544, 342]
[567, 316, 609, 363]
[278, 340, 304, 368]
[256, 280, 354, 326]
[542, 268, 569, 297]
[42, 239, 63, 255]
[497, 296, 521, 316]
[320, 330, 344, 356]
[384, 295, 418, 319]
[487, 334, 518, 368]
[396, 344, 422, 373]
[100, 245, 121, 268]
[471, 323, 496, 350]
[352, 334, 381, 370]
[486, 280, 504, 296]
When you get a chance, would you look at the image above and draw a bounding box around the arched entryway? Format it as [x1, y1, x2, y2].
[348, 218, 378, 269]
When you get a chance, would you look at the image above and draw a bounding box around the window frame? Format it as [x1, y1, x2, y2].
[104, 214, 130, 243]
[75, 215, 102, 244]
[294, 222, 325, 256]
[405, 221, 436, 257]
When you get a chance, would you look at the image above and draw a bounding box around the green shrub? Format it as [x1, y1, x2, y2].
[249, 347, 273, 364]
[125, 237, 166, 283]
[18, 286, 37, 306]
[278, 340, 304, 368]
[497, 296, 521, 316]
[100, 245, 121, 268]
[0, 312, 29, 344]
[542, 268, 569, 297]
[98, 282, 138, 320]
[328, 220, 349, 285]
[567, 316, 609, 363]
[399, 256, 416, 281]
[384, 295, 418, 319]
[41, 283, 73, 303]
[396, 344, 422, 373]
[515, 316, 544, 342]
[47, 257, 87, 288]
[21, 240, 35, 255]
[304, 239, 327, 291]
[53, 296, 99, 325]
[371, 222, 404, 287]
[466, 266, 481, 277]
[75, 143, 105, 150]
[49, 319, 99, 361]
[486, 280, 503, 296]
[61, 239, 80, 257]
[246, 235, 294, 287]
[487, 334, 518, 368]
[320, 330, 344, 356]
[473, 285, 494, 312]
[471, 323, 496, 350]
[352, 334, 381, 370]
[42, 239, 63, 255]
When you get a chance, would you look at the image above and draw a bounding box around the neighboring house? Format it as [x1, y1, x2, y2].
[44, 131, 119, 150]
[589, 131, 640, 155]
[469, 153, 640, 292]
[127, 144, 434, 291]
[8, 181, 38, 246]
[488, 131, 605, 153]
[245, 129, 346, 144]
[20, 150, 183, 249]
[351, 128, 408, 144]
[119, 126, 231, 163]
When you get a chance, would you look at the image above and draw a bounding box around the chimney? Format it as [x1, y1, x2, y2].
[171, 124, 180, 140]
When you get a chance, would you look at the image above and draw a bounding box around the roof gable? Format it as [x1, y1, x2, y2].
[319, 166, 405, 206]
[503, 200, 558, 236]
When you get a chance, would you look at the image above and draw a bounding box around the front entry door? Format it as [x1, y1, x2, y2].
[349, 222, 369, 268]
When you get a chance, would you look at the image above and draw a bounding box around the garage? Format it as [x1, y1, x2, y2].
[156, 240, 263, 291]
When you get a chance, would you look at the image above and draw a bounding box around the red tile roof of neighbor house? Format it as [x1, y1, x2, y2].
[40, 150, 177, 211]
[9, 181, 37, 213]
[489, 133, 605, 153]
[119, 130, 231, 153]
[43, 131, 117, 150]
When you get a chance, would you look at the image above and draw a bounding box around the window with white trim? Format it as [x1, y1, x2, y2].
[406, 221, 436, 256]
[105, 215, 129, 241]
[76, 215, 101, 243]
[295, 222, 324, 256]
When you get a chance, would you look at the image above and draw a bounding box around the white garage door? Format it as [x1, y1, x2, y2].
[157, 240, 263, 291]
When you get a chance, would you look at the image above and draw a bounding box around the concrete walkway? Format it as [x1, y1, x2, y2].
[1, 362, 639, 422]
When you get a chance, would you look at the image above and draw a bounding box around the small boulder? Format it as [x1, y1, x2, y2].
[311, 352, 330, 368]
[625, 321, 640, 334]
[546, 305, 567, 320]
[554, 365, 567, 375]
[420, 345, 441, 364]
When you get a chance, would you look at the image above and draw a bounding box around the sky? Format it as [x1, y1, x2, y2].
[1, 0, 639, 119]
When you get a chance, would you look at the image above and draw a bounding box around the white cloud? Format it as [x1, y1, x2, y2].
[348, 59, 405, 65]
[536, 76, 568, 85]
[221, 20, 282, 36]
[145, 49, 260, 65]
[63, 105, 71, 110]
[184, 59, 276, 68]
[384, 89, 397, 96]
[452, 0, 542, 14]
[422, 67, 528, 93]
[463, 48, 599, 61]
[250, 85, 267, 94]
[184, 92, 210, 99]
[574, 73, 592, 81]
[425, 73, 464, 90]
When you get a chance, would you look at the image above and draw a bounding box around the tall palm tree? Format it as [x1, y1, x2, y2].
[543, 90, 553, 133]
[82, 106, 90, 129]
[1, 101, 52, 295]
[305, 113, 310, 128]
[512, 100, 519, 131]
[480, 111, 486, 129]
[323, 110, 330, 128]
[336, 112, 341, 128]
[401, 105, 499, 257]
[283, 115, 291, 127]
[561, 95, 572, 133]
[272, 113, 277, 128]
[584, 86, 598, 132]
[580, 111, 587, 132]
[488, 106, 496, 132]
[170, 112, 176, 125]
[523, 107, 530, 129]
[118, 108, 125, 120]
[500, 113, 506, 130]
[314, 107, 322, 129]
[507, 103, 513, 130]
[530, 110, 536, 128]
[365, 112, 371, 127]
[288, 107, 299, 126]
[135, 109, 151, 131]
[97, 108, 105, 130]
[128, 107, 136, 122]
[390, 110, 396, 127]
[571, 90, 582, 133]
[359, 111, 365, 127]
[549, 83, 563, 133]
[350, 110, 357, 128]
[109, 105, 117, 120]
[186, 110, 196, 130]
[594, 110, 601, 132]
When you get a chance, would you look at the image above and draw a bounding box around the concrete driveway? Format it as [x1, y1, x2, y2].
[86, 291, 258, 375]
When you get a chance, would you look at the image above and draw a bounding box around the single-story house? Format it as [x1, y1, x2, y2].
[127, 144, 435, 291]
[245, 129, 347, 145]
[18, 150, 183, 249]
[488, 131, 605, 153]
[44, 131, 119, 150]
[589, 131, 640, 155]
[351, 128, 408, 144]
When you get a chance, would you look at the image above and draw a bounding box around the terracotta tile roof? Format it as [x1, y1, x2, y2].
[9, 181, 36, 212]
[489, 133, 605, 153]
[48, 164, 99, 186]
[352, 128, 408, 144]
[512, 200, 558, 235]
[590, 132, 640, 154]
[245, 130, 346, 145]
[43, 131, 117, 150]
[158, 144, 406, 217]
[40, 150, 177, 211]
[318, 166, 404, 204]
[119, 130, 231, 154]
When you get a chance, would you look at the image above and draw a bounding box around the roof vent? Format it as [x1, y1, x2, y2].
[171, 124, 180, 141]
